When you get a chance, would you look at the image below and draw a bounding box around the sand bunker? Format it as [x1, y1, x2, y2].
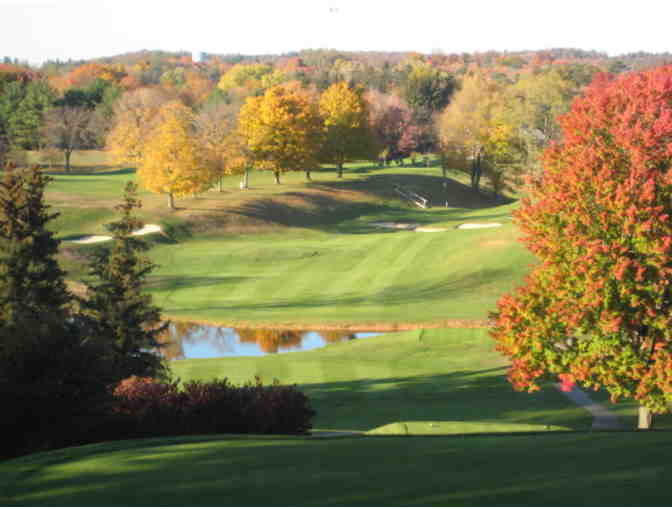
[70, 224, 162, 244]
[72, 235, 112, 244]
[456, 223, 503, 230]
[370, 222, 447, 232]
[414, 227, 448, 233]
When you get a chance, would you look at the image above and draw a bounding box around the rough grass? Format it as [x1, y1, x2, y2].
[3, 431, 672, 506]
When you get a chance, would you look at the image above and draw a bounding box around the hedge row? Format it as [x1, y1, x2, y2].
[110, 376, 316, 437]
[3, 376, 315, 460]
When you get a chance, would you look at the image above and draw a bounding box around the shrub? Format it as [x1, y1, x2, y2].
[110, 375, 315, 438]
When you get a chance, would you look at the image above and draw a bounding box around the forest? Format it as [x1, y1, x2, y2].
[2, 47, 671, 202]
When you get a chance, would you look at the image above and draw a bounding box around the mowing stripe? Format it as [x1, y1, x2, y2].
[319, 233, 409, 300]
[365, 231, 439, 303]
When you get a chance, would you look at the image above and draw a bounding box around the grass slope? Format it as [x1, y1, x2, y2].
[44, 155, 532, 327]
[3, 432, 672, 506]
[170, 328, 589, 432]
[147, 207, 530, 326]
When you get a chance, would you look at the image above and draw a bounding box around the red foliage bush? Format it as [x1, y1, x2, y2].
[110, 375, 315, 438]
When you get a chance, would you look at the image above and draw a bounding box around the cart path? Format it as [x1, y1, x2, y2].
[555, 384, 622, 430]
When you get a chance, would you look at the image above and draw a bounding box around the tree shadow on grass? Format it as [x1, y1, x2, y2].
[308, 173, 514, 210]
[1, 367, 595, 504]
[291, 369, 590, 431]
[11, 428, 670, 507]
[226, 178, 513, 235]
[146, 275, 252, 293]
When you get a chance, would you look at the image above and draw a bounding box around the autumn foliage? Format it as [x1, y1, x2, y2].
[319, 82, 375, 177]
[491, 66, 672, 418]
[138, 101, 211, 208]
[238, 84, 323, 183]
[111, 375, 315, 436]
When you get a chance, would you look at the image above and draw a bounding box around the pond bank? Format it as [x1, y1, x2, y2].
[162, 315, 491, 331]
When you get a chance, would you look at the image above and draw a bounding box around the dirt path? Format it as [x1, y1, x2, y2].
[555, 384, 622, 430]
[68, 224, 162, 244]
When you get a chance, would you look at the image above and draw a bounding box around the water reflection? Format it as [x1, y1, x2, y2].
[157, 322, 381, 360]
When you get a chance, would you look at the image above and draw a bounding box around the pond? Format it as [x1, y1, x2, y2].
[158, 322, 385, 360]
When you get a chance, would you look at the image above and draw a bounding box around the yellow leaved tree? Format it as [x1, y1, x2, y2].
[237, 84, 324, 183]
[138, 102, 212, 209]
[319, 81, 376, 178]
[106, 88, 173, 166]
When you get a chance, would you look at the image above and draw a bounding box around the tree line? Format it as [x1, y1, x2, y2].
[0, 50, 619, 198]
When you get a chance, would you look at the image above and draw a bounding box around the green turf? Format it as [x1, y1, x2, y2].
[145, 208, 530, 326]
[170, 328, 590, 431]
[43, 155, 532, 326]
[3, 431, 672, 506]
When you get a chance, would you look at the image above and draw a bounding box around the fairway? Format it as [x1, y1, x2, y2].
[147, 214, 530, 326]
[47, 159, 532, 327]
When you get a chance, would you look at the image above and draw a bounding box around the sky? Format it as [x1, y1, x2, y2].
[1, 0, 671, 65]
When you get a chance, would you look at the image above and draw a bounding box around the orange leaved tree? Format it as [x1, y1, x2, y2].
[491, 67, 672, 429]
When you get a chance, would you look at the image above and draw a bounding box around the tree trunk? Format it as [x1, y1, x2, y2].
[638, 406, 653, 429]
[168, 192, 175, 210]
[337, 162, 343, 178]
[244, 169, 249, 189]
[274, 171, 281, 184]
[64, 150, 71, 173]
[218, 176, 223, 192]
[471, 149, 482, 192]
[305, 170, 312, 181]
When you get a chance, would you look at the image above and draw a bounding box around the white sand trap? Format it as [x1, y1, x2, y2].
[131, 224, 162, 236]
[415, 227, 448, 232]
[370, 222, 447, 233]
[72, 235, 112, 244]
[70, 224, 162, 244]
[457, 223, 503, 230]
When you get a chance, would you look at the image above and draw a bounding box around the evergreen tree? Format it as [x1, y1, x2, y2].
[0, 164, 113, 459]
[81, 181, 167, 380]
[8, 81, 56, 149]
[0, 164, 71, 325]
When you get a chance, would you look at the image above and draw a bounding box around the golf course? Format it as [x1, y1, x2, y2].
[2, 152, 671, 506]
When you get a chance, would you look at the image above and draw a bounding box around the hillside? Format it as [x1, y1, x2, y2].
[46, 154, 530, 329]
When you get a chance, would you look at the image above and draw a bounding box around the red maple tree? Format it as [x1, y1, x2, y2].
[490, 66, 672, 428]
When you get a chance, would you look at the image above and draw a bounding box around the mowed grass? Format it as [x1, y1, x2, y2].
[146, 203, 528, 326]
[170, 328, 590, 432]
[3, 431, 672, 506]
[42, 153, 532, 326]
